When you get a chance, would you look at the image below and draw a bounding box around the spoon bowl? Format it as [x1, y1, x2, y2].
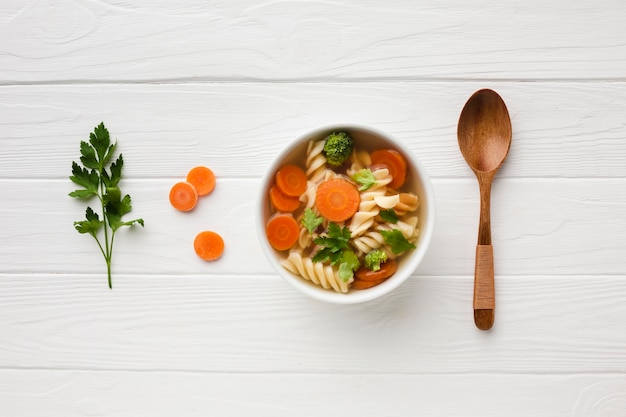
[457, 89, 512, 330]
[458, 90, 512, 173]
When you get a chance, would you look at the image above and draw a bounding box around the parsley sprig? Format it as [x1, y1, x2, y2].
[69, 123, 144, 288]
[301, 208, 324, 234]
[380, 209, 399, 224]
[312, 223, 360, 282]
[380, 229, 416, 254]
[351, 168, 377, 191]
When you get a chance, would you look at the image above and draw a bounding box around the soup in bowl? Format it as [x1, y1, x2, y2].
[257, 125, 435, 304]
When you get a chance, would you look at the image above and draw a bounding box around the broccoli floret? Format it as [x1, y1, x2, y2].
[364, 249, 388, 271]
[323, 131, 354, 167]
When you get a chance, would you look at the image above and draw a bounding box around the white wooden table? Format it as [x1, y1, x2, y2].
[1, 1, 625, 415]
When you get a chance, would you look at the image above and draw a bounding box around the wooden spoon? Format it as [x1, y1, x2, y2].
[457, 89, 512, 330]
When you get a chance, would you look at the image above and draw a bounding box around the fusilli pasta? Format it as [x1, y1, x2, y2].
[348, 168, 393, 237]
[346, 148, 372, 177]
[393, 192, 419, 216]
[350, 228, 387, 256]
[281, 249, 352, 293]
[305, 140, 328, 184]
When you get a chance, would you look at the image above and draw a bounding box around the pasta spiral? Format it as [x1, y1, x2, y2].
[305, 140, 328, 184]
[281, 249, 352, 293]
[348, 168, 393, 237]
[376, 216, 420, 243]
[350, 228, 387, 256]
[299, 181, 317, 209]
[351, 216, 419, 257]
[393, 192, 419, 216]
[346, 148, 372, 177]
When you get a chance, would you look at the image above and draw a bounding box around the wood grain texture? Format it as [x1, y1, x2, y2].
[0, 370, 624, 417]
[0, 274, 625, 373]
[0, 0, 625, 82]
[2, 0, 626, 414]
[2, 82, 626, 179]
[473, 245, 495, 308]
[2, 178, 625, 276]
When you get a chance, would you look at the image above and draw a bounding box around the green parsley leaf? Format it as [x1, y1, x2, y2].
[379, 209, 399, 224]
[312, 223, 360, 282]
[73, 207, 103, 236]
[301, 208, 324, 234]
[104, 187, 139, 230]
[69, 123, 143, 289]
[89, 122, 113, 162]
[69, 161, 99, 197]
[351, 168, 377, 191]
[103, 154, 124, 188]
[68, 189, 97, 199]
[79, 141, 99, 170]
[380, 229, 416, 254]
[338, 250, 360, 282]
[314, 223, 350, 250]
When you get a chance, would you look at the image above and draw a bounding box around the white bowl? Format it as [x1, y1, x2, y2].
[256, 125, 435, 304]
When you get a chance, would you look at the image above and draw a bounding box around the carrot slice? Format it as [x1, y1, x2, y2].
[351, 278, 388, 290]
[269, 184, 301, 212]
[266, 214, 300, 251]
[371, 149, 408, 189]
[186, 166, 216, 196]
[275, 164, 307, 197]
[355, 259, 398, 282]
[194, 230, 224, 261]
[352, 260, 398, 289]
[169, 181, 198, 212]
[315, 178, 360, 222]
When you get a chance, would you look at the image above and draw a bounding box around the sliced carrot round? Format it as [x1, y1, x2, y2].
[351, 278, 388, 290]
[169, 181, 198, 212]
[355, 259, 398, 282]
[266, 214, 300, 251]
[275, 164, 307, 197]
[186, 166, 216, 196]
[315, 178, 360, 222]
[371, 149, 408, 189]
[269, 184, 301, 212]
[352, 259, 398, 289]
[194, 230, 225, 261]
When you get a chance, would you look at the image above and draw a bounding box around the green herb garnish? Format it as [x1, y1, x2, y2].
[351, 168, 377, 191]
[301, 207, 324, 234]
[380, 229, 416, 254]
[379, 209, 399, 224]
[364, 249, 388, 271]
[338, 250, 360, 282]
[69, 122, 144, 289]
[312, 223, 360, 282]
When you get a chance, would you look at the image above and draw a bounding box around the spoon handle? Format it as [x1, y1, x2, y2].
[474, 245, 494, 306]
[475, 173, 495, 330]
[474, 245, 495, 329]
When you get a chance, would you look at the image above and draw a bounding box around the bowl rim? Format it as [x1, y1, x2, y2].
[256, 123, 435, 304]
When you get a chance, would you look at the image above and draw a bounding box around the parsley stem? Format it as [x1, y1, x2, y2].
[107, 232, 116, 289]
[106, 259, 112, 289]
[99, 176, 113, 289]
[93, 236, 107, 263]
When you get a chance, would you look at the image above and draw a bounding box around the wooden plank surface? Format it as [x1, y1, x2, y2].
[1, 178, 626, 276]
[0, 370, 624, 417]
[1, 274, 625, 373]
[2, 0, 626, 415]
[1, 1, 625, 82]
[1, 83, 626, 179]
